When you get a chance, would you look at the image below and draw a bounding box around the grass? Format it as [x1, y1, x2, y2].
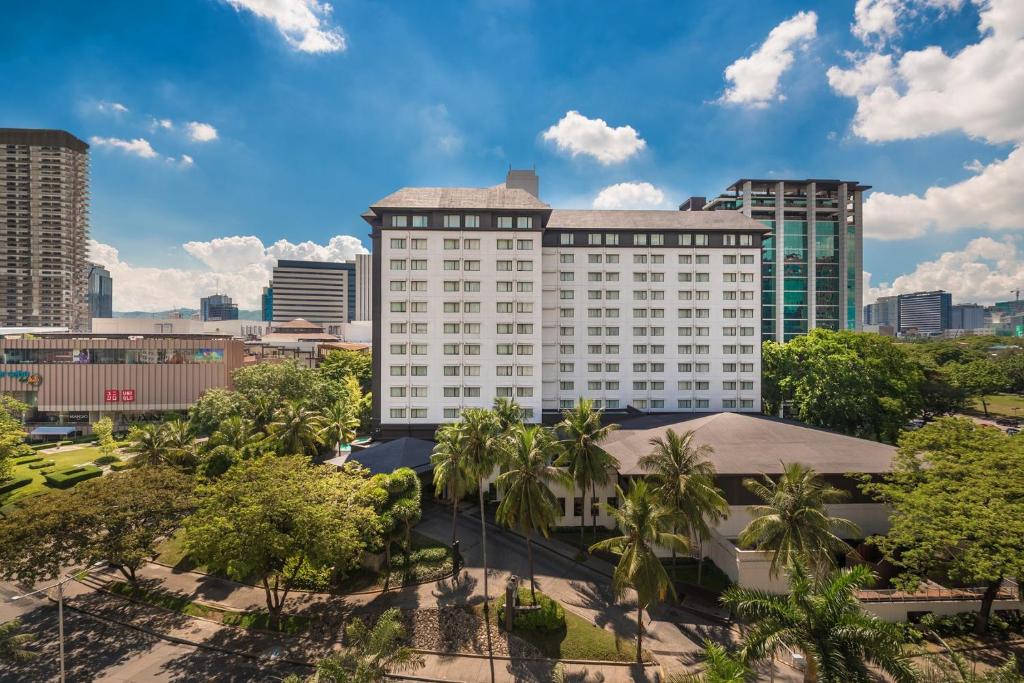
[106, 580, 312, 635]
[969, 393, 1024, 419]
[0, 445, 107, 507]
[481, 590, 642, 662]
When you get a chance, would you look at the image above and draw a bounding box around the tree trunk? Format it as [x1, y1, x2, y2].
[450, 481, 458, 544]
[981, 397, 990, 417]
[579, 486, 585, 551]
[590, 482, 598, 541]
[670, 521, 677, 584]
[262, 575, 282, 629]
[479, 478, 490, 610]
[696, 539, 704, 586]
[526, 530, 536, 604]
[384, 542, 392, 590]
[635, 603, 643, 664]
[976, 577, 1003, 635]
[803, 652, 818, 683]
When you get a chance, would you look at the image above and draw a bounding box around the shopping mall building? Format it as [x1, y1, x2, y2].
[0, 334, 245, 435]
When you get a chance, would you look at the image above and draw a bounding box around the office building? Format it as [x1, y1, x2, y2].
[355, 252, 373, 321]
[686, 178, 868, 342]
[261, 286, 273, 322]
[864, 295, 898, 327]
[268, 260, 355, 334]
[86, 262, 112, 320]
[365, 170, 767, 437]
[897, 290, 951, 335]
[951, 303, 985, 330]
[200, 293, 239, 321]
[0, 129, 90, 330]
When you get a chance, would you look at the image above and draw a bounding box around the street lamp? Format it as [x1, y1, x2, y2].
[10, 561, 107, 683]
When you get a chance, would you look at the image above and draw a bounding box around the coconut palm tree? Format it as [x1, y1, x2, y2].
[431, 422, 472, 544]
[640, 429, 728, 585]
[556, 398, 619, 546]
[319, 399, 359, 458]
[266, 400, 325, 457]
[124, 423, 173, 467]
[738, 462, 860, 578]
[495, 424, 570, 603]
[202, 415, 263, 478]
[590, 479, 689, 663]
[920, 637, 1023, 682]
[722, 563, 917, 683]
[0, 619, 36, 663]
[460, 408, 502, 608]
[673, 641, 751, 683]
[492, 396, 524, 432]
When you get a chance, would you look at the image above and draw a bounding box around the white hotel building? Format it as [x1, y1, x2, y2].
[365, 171, 768, 437]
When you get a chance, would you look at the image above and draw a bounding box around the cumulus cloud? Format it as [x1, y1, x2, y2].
[719, 11, 818, 108]
[89, 136, 159, 159]
[852, 0, 964, 46]
[828, 0, 1024, 145]
[97, 101, 129, 115]
[592, 182, 671, 210]
[541, 111, 646, 165]
[151, 118, 174, 130]
[90, 234, 368, 311]
[866, 237, 1024, 304]
[864, 145, 1024, 240]
[186, 121, 219, 142]
[224, 0, 346, 53]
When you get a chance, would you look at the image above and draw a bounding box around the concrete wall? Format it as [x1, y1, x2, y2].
[715, 503, 891, 539]
[863, 597, 1024, 623]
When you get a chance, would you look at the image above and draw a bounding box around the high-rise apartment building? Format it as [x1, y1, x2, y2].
[200, 293, 239, 321]
[261, 286, 273, 322]
[687, 179, 868, 342]
[365, 171, 767, 437]
[864, 294, 898, 327]
[355, 252, 372, 321]
[0, 129, 90, 330]
[268, 260, 352, 334]
[897, 290, 951, 335]
[86, 262, 112, 320]
[950, 303, 985, 330]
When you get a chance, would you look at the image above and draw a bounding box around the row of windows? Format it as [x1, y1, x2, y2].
[558, 379, 757, 391]
[390, 406, 538, 419]
[389, 215, 534, 229]
[552, 398, 756, 410]
[390, 238, 538, 251]
[389, 361, 755, 375]
[556, 253, 756, 266]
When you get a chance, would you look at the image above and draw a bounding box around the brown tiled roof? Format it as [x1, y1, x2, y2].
[547, 209, 767, 231]
[370, 187, 550, 211]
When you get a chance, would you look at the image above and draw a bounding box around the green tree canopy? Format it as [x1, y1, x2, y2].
[188, 388, 246, 436]
[0, 395, 30, 481]
[318, 349, 372, 393]
[556, 398, 619, 544]
[92, 416, 117, 458]
[862, 417, 1024, 634]
[947, 359, 1009, 416]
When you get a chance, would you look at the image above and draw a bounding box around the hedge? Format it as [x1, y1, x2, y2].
[27, 460, 55, 470]
[109, 462, 133, 472]
[497, 588, 566, 633]
[0, 476, 32, 495]
[44, 466, 102, 489]
[93, 455, 120, 466]
[14, 455, 43, 465]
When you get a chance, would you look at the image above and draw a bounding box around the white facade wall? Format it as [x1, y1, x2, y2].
[91, 317, 267, 338]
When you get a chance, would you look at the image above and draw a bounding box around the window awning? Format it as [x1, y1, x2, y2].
[30, 426, 77, 436]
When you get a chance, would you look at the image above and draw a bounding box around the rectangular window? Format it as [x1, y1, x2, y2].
[560, 253, 574, 263]
[465, 215, 480, 228]
[443, 238, 461, 250]
[412, 215, 428, 228]
[497, 216, 514, 229]
[560, 232, 573, 245]
[517, 239, 533, 250]
[516, 216, 533, 229]
[444, 215, 460, 228]
[606, 234, 619, 245]
[497, 238, 513, 250]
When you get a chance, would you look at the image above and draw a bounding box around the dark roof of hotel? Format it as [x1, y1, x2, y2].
[726, 178, 872, 191]
[547, 209, 768, 231]
[0, 128, 89, 153]
[333, 437, 435, 475]
[369, 187, 551, 211]
[602, 412, 895, 476]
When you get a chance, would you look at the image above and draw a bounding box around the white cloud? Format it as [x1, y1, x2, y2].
[852, 0, 964, 46]
[224, 0, 346, 53]
[151, 118, 174, 130]
[963, 158, 984, 172]
[179, 154, 195, 168]
[866, 237, 1024, 304]
[829, 0, 1024, 145]
[592, 182, 671, 210]
[89, 136, 159, 159]
[186, 121, 219, 142]
[541, 111, 646, 165]
[90, 234, 368, 311]
[864, 145, 1024, 239]
[97, 101, 129, 115]
[719, 11, 818, 108]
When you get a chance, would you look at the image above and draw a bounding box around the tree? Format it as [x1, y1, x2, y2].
[948, 359, 1009, 417]
[738, 463, 859, 578]
[556, 398, 619, 545]
[374, 467, 422, 582]
[124, 423, 173, 467]
[320, 399, 359, 458]
[267, 400, 325, 457]
[233, 360, 325, 416]
[495, 424, 569, 603]
[188, 388, 245, 436]
[318, 349, 373, 393]
[674, 641, 750, 683]
[640, 429, 727, 586]
[0, 395, 30, 482]
[492, 397, 524, 432]
[920, 637, 1023, 683]
[288, 608, 424, 683]
[0, 619, 36, 663]
[337, 375, 372, 434]
[862, 417, 1024, 634]
[184, 456, 379, 627]
[722, 563, 916, 683]
[460, 408, 502, 608]
[997, 351, 1024, 394]
[590, 479, 689, 664]
[92, 417, 117, 459]
[431, 422, 472, 544]
[202, 415, 264, 477]
[0, 467, 194, 584]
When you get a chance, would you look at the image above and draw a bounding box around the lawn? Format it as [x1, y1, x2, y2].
[968, 393, 1024, 418]
[482, 589, 642, 662]
[0, 445, 108, 508]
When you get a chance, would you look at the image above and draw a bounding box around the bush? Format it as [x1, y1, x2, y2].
[27, 460, 55, 470]
[29, 443, 52, 451]
[14, 455, 42, 465]
[497, 588, 566, 633]
[109, 462, 133, 472]
[93, 455, 120, 466]
[0, 476, 32, 494]
[44, 466, 102, 489]
[408, 546, 449, 565]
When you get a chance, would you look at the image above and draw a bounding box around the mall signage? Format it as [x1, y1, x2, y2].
[104, 389, 136, 402]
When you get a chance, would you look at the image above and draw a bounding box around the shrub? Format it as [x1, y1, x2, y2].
[14, 455, 42, 465]
[408, 546, 449, 565]
[93, 455, 120, 466]
[29, 443, 52, 451]
[497, 589, 566, 633]
[0, 476, 32, 494]
[109, 462, 133, 472]
[44, 466, 102, 489]
[27, 460, 55, 470]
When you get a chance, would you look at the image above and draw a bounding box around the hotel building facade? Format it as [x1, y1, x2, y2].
[364, 171, 768, 437]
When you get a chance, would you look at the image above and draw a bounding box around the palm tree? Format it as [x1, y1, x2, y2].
[124, 423, 172, 467]
[556, 398, 619, 546]
[431, 422, 472, 544]
[319, 399, 359, 458]
[202, 415, 262, 478]
[266, 400, 325, 457]
[640, 429, 728, 586]
[674, 641, 751, 683]
[590, 479, 689, 663]
[722, 563, 917, 683]
[492, 396, 524, 431]
[920, 637, 1023, 682]
[290, 607, 424, 682]
[0, 619, 36, 663]
[495, 424, 570, 603]
[460, 408, 502, 608]
[738, 462, 860, 578]
[163, 418, 194, 452]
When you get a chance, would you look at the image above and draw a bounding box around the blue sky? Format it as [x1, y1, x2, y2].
[2, 0, 1022, 310]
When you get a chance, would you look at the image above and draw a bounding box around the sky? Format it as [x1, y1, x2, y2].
[2, 0, 1023, 311]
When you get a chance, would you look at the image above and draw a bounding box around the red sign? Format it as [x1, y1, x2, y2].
[120, 389, 135, 402]
[104, 389, 119, 403]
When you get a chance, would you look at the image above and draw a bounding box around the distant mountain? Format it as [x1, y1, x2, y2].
[113, 308, 263, 320]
